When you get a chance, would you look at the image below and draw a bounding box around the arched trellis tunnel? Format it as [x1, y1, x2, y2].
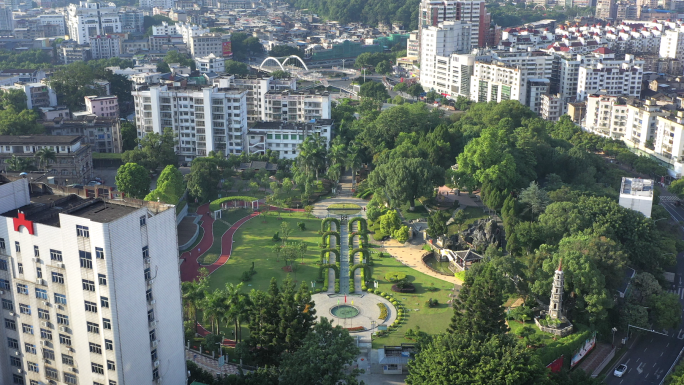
[259, 55, 309, 71]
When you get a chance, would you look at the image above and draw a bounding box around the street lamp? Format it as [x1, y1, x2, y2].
[611, 327, 617, 347]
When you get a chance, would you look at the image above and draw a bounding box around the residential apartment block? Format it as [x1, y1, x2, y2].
[89, 35, 121, 60]
[66, 1, 121, 45]
[42, 116, 122, 154]
[0, 82, 57, 110]
[247, 120, 334, 160]
[231, 75, 296, 123]
[0, 136, 93, 182]
[85, 95, 119, 120]
[0, 177, 185, 385]
[262, 90, 331, 123]
[419, 0, 489, 49]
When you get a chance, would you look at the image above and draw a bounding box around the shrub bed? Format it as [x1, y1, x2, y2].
[377, 303, 388, 320]
[391, 283, 416, 293]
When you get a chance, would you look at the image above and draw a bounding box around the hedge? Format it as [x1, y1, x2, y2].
[321, 217, 341, 232]
[321, 231, 340, 248]
[319, 248, 340, 264]
[534, 325, 593, 368]
[349, 217, 368, 232]
[378, 303, 388, 320]
[209, 196, 259, 211]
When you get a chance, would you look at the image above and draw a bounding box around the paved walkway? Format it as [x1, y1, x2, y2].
[383, 239, 463, 285]
[186, 349, 241, 375]
[180, 204, 215, 282]
[312, 292, 397, 341]
[340, 221, 351, 294]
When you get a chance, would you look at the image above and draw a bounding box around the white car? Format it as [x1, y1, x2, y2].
[614, 364, 627, 377]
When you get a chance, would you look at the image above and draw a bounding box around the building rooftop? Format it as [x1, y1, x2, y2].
[620, 177, 654, 197]
[0, 135, 82, 145]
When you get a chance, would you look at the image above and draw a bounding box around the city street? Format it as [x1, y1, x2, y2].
[605, 189, 684, 385]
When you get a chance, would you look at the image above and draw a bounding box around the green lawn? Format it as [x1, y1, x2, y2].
[198, 220, 232, 265]
[328, 203, 361, 209]
[400, 200, 429, 222]
[447, 206, 490, 234]
[207, 212, 324, 294]
[181, 226, 204, 252]
[370, 256, 455, 348]
[507, 319, 555, 346]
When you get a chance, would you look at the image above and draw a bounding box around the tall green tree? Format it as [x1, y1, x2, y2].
[115, 163, 151, 199]
[34, 147, 56, 170]
[0, 108, 44, 135]
[49, 62, 100, 110]
[181, 269, 209, 333]
[120, 122, 137, 151]
[358, 80, 389, 101]
[448, 263, 509, 336]
[369, 157, 444, 209]
[0, 88, 27, 111]
[427, 209, 451, 238]
[187, 158, 222, 203]
[145, 165, 185, 204]
[279, 317, 362, 385]
[406, 333, 547, 385]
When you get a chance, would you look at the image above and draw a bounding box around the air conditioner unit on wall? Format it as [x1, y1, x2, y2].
[154, 360, 159, 368]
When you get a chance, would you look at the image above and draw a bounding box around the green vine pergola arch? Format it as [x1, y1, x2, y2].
[348, 232, 369, 247]
[350, 248, 370, 263]
[321, 217, 341, 232]
[349, 217, 368, 232]
[321, 231, 340, 248]
[350, 263, 368, 292]
[319, 264, 340, 279]
[319, 248, 340, 264]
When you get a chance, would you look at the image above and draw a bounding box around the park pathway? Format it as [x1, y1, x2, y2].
[351, 221, 362, 294]
[180, 204, 214, 282]
[340, 221, 351, 294]
[327, 222, 337, 293]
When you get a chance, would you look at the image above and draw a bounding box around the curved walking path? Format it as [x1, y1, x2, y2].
[384, 239, 462, 285]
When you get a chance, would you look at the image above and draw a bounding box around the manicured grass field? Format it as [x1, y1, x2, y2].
[447, 206, 490, 234]
[370, 256, 455, 348]
[399, 200, 429, 222]
[507, 319, 555, 346]
[327, 203, 361, 209]
[198, 220, 232, 265]
[207, 212, 324, 293]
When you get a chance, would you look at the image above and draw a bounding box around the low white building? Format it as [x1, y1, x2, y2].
[247, 119, 333, 159]
[1, 82, 57, 110]
[618, 177, 654, 217]
[195, 54, 225, 74]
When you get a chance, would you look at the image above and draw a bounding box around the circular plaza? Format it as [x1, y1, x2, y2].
[312, 293, 397, 334]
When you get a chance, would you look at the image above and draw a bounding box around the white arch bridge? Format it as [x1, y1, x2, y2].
[259, 55, 309, 72]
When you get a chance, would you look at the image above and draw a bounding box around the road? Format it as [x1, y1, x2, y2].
[605, 189, 684, 385]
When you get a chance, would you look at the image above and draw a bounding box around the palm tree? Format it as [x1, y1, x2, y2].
[328, 139, 347, 169]
[6, 155, 34, 172]
[35, 147, 57, 170]
[225, 282, 245, 341]
[181, 272, 209, 334]
[345, 143, 362, 186]
[297, 136, 326, 180]
[202, 289, 228, 335]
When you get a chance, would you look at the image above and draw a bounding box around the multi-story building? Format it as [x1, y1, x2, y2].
[151, 21, 177, 36]
[0, 176, 185, 385]
[419, 21, 473, 95]
[131, 79, 248, 160]
[595, 0, 616, 19]
[0, 7, 12, 32]
[195, 54, 225, 74]
[246, 120, 334, 159]
[189, 33, 227, 58]
[148, 35, 184, 51]
[623, 98, 666, 149]
[583, 94, 630, 138]
[540, 93, 564, 121]
[38, 14, 66, 36]
[67, 1, 121, 45]
[175, 22, 209, 45]
[420, 53, 474, 98]
[59, 41, 92, 64]
[659, 30, 684, 60]
[119, 8, 144, 34]
[139, 0, 173, 8]
[89, 35, 121, 60]
[470, 61, 523, 104]
[0, 136, 92, 182]
[85, 95, 119, 119]
[262, 90, 331, 123]
[576, 53, 643, 101]
[231, 75, 296, 123]
[1, 82, 57, 110]
[41, 116, 122, 153]
[419, 0, 489, 49]
[654, 112, 684, 176]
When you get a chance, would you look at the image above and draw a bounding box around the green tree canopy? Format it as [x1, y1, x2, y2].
[115, 163, 151, 199]
[187, 157, 222, 203]
[145, 165, 185, 204]
[449, 263, 508, 336]
[120, 122, 137, 151]
[358, 80, 389, 101]
[0, 88, 27, 111]
[369, 157, 445, 209]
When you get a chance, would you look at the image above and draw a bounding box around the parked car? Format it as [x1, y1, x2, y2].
[67, 184, 83, 189]
[614, 364, 627, 377]
[87, 181, 102, 186]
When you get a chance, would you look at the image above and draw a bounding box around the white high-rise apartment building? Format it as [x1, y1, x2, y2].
[67, 1, 122, 45]
[659, 30, 684, 60]
[189, 33, 227, 58]
[420, 52, 474, 98]
[90, 35, 121, 60]
[420, 21, 473, 95]
[151, 21, 177, 36]
[38, 14, 66, 36]
[262, 90, 331, 123]
[0, 177, 185, 385]
[0, 7, 12, 32]
[175, 22, 209, 45]
[132, 78, 248, 160]
[583, 94, 630, 138]
[470, 61, 523, 104]
[419, 0, 488, 49]
[139, 0, 173, 8]
[576, 55, 643, 101]
[231, 75, 296, 123]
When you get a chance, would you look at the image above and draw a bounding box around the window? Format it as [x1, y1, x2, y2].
[40, 328, 52, 340]
[16, 283, 28, 295]
[27, 361, 38, 373]
[36, 267, 41, 279]
[59, 334, 71, 346]
[19, 303, 30, 315]
[98, 274, 107, 286]
[45, 366, 57, 379]
[2, 298, 13, 310]
[43, 348, 54, 360]
[0, 278, 9, 289]
[103, 318, 111, 330]
[107, 360, 115, 370]
[82, 279, 95, 291]
[5, 318, 16, 330]
[33, 246, 39, 257]
[52, 272, 64, 284]
[57, 313, 68, 325]
[30, 380, 39, 385]
[22, 323, 33, 334]
[146, 289, 153, 302]
[35, 288, 47, 300]
[10, 356, 22, 367]
[92, 363, 104, 374]
[62, 354, 74, 366]
[101, 297, 109, 308]
[38, 308, 49, 320]
[144, 268, 151, 280]
[25, 343, 36, 354]
[109, 381, 117, 385]
[142, 246, 149, 259]
[50, 249, 62, 261]
[151, 349, 157, 362]
[17, 263, 22, 274]
[15, 241, 20, 252]
[85, 301, 97, 313]
[64, 373, 77, 384]
[54, 293, 67, 305]
[95, 247, 104, 259]
[153, 368, 159, 380]
[103, 339, 113, 351]
[0, 238, 4, 249]
[8, 337, 18, 348]
[147, 309, 154, 323]
[89, 342, 102, 354]
[79, 250, 92, 268]
[76, 225, 89, 237]
[140, 215, 146, 226]
[0, 259, 6, 271]
[87, 321, 99, 334]
[149, 329, 156, 342]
